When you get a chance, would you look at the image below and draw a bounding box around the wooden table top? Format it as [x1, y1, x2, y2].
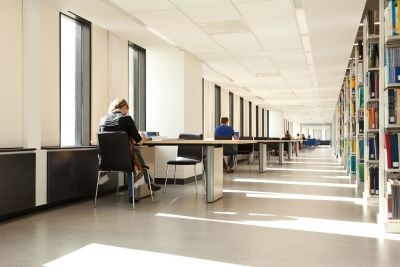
[144, 139, 301, 146]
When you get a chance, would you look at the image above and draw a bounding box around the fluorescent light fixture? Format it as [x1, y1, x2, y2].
[301, 35, 312, 52]
[295, 9, 308, 35]
[305, 52, 313, 65]
[359, 23, 364, 26]
[145, 26, 178, 47]
[374, 22, 380, 25]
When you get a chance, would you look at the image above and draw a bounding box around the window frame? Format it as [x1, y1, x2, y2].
[59, 12, 92, 147]
[128, 42, 146, 131]
[215, 85, 221, 128]
[249, 101, 252, 136]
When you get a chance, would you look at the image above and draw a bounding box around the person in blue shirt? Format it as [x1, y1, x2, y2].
[215, 117, 237, 173]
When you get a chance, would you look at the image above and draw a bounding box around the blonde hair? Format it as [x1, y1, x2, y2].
[108, 99, 129, 113]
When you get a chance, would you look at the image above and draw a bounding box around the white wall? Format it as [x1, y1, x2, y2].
[293, 122, 301, 137]
[203, 79, 215, 139]
[269, 110, 284, 137]
[0, 0, 23, 147]
[221, 87, 229, 119]
[147, 50, 203, 178]
[41, 0, 59, 146]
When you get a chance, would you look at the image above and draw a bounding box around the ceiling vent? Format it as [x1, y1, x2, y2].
[199, 20, 250, 35]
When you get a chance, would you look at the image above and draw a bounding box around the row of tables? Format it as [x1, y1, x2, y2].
[144, 139, 302, 203]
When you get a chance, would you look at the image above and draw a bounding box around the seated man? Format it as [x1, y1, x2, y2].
[99, 99, 161, 203]
[214, 117, 237, 173]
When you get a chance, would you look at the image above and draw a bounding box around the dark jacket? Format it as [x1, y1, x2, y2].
[99, 111, 142, 143]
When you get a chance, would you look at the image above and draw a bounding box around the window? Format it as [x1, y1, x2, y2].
[128, 43, 146, 131]
[229, 92, 234, 128]
[256, 106, 259, 137]
[60, 13, 91, 146]
[249, 101, 252, 136]
[215, 85, 221, 127]
[261, 109, 264, 137]
[240, 97, 244, 136]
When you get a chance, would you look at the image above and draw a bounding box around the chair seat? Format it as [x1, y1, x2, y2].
[167, 157, 201, 165]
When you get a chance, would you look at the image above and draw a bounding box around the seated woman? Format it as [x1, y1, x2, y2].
[99, 99, 160, 203]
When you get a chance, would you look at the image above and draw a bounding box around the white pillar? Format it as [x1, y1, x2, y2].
[23, 0, 47, 206]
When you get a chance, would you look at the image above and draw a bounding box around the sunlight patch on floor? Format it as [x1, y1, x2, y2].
[43, 243, 245, 267]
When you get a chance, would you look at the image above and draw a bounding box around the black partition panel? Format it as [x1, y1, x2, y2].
[0, 153, 36, 216]
[47, 149, 116, 203]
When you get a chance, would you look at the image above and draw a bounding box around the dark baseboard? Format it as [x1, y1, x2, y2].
[0, 187, 126, 223]
[155, 174, 204, 185]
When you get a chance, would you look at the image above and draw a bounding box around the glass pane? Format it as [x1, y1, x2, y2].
[61, 15, 81, 146]
[128, 46, 134, 118]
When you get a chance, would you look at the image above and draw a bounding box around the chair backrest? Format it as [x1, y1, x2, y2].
[238, 136, 254, 153]
[177, 133, 203, 161]
[215, 135, 237, 155]
[264, 137, 280, 151]
[97, 131, 133, 172]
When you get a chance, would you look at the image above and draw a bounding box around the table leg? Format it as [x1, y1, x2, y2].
[206, 146, 224, 203]
[279, 143, 283, 165]
[288, 143, 292, 160]
[296, 142, 299, 156]
[259, 143, 266, 173]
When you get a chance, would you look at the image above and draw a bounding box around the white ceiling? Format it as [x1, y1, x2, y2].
[100, 0, 366, 123]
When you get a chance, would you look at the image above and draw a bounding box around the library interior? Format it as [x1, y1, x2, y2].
[2, 0, 400, 266]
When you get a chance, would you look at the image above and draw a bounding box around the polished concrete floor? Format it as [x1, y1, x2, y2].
[1, 146, 400, 266]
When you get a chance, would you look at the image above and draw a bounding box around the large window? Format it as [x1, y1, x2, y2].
[240, 97, 244, 136]
[128, 43, 146, 131]
[249, 101, 252, 136]
[267, 110, 269, 137]
[215, 85, 221, 127]
[256, 106, 259, 137]
[60, 13, 91, 146]
[229, 92, 234, 128]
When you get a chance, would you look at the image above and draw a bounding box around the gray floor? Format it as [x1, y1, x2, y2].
[1, 146, 400, 266]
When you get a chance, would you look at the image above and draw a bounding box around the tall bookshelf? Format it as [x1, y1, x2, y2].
[350, 61, 357, 179]
[363, 13, 381, 204]
[355, 42, 365, 186]
[381, 0, 400, 232]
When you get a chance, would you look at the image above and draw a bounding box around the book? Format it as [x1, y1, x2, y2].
[386, 133, 394, 169]
[392, 134, 399, 168]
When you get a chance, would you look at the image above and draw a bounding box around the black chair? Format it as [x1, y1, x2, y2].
[215, 135, 237, 170]
[265, 137, 280, 159]
[236, 136, 254, 169]
[95, 131, 152, 209]
[165, 134, 203, 194]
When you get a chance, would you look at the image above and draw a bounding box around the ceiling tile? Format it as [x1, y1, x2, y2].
[134, 10, 224, 53]
[181, 5, 240, 23]
[237, 56, 277, 74]
[110, 0, 174, 12]
[212, 32, 262, 52]
[235, 0, 303, 50]
[170, 0, 230, 8]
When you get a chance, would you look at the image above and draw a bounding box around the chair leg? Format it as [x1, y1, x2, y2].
[94, 171, 101, 208]
[194, 165, 198, 195]
[202, 164, 207, 188]
[173, 165, 177, 189]
[146, 169, 153, 202]
[164, 165, 169, 193]
[131, 172, 135, 210]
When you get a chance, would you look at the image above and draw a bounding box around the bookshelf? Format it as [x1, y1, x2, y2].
[355, 45, 365, 185]
[381, 0, 400, 232]
[363, 13, 381, 204]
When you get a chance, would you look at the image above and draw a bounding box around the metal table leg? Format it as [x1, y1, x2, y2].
[279, 142, 283, 165]
[259, 143, 266, 173]
[288, 142, 292, 160]
[206, 146, 224, 203]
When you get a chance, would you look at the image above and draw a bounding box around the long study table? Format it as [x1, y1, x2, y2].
[144, 139, 255, 203]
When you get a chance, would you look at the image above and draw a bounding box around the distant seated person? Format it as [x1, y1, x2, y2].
[99, 99, 161, 204]
[215, 116, 237, 173]
[282, 130, 293, 140]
